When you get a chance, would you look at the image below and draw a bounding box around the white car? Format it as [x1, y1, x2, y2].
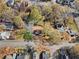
[0, 31, 11, 40]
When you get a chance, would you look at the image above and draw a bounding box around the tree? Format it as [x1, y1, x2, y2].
[0, 25, 5, 31]
[41, 5, 52, 22]
[11, 29, 26, 40]
[51, 4, 69, 20]
[43, 5, 52, 14]
[66, 16, 78, 32]
[43, 23, 62, 44]
[13, 16, 25, 29]
[0, 3, 9, 14]
[51, 4, 61, 20]
[28, 6, 43, 24]
[74, 0, 79, 11]
[0, 2, 15, 22]
[2, 8, 15, 20]
[23, 31, 32, 41]
[70, 45, 79, 59]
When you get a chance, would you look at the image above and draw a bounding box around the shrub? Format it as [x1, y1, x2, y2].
[23, 31, 32, 41]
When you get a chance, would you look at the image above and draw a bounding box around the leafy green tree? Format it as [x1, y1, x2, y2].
[11, 29, 27, 40]
[23, 31, 32, 41]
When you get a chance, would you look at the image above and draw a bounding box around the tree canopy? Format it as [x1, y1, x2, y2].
[28, 6, 43, 24]
[23, 31, 32, 41]
[13, 16, 25, 29]
[43, 23, 62, 44]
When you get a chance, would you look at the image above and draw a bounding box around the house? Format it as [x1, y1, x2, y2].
[32, 26, 43, 36]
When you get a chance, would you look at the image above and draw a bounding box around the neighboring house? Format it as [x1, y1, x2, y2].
[32, 26, 43, 36]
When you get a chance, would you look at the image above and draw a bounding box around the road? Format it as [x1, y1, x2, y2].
[0, 40, 78, 59]
[50, 42, 78, 54]
[0, 40, 35, 48]
[0, 40, 78, 53]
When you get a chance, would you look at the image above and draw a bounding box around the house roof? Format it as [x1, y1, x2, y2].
[32, 26, 43, 31]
